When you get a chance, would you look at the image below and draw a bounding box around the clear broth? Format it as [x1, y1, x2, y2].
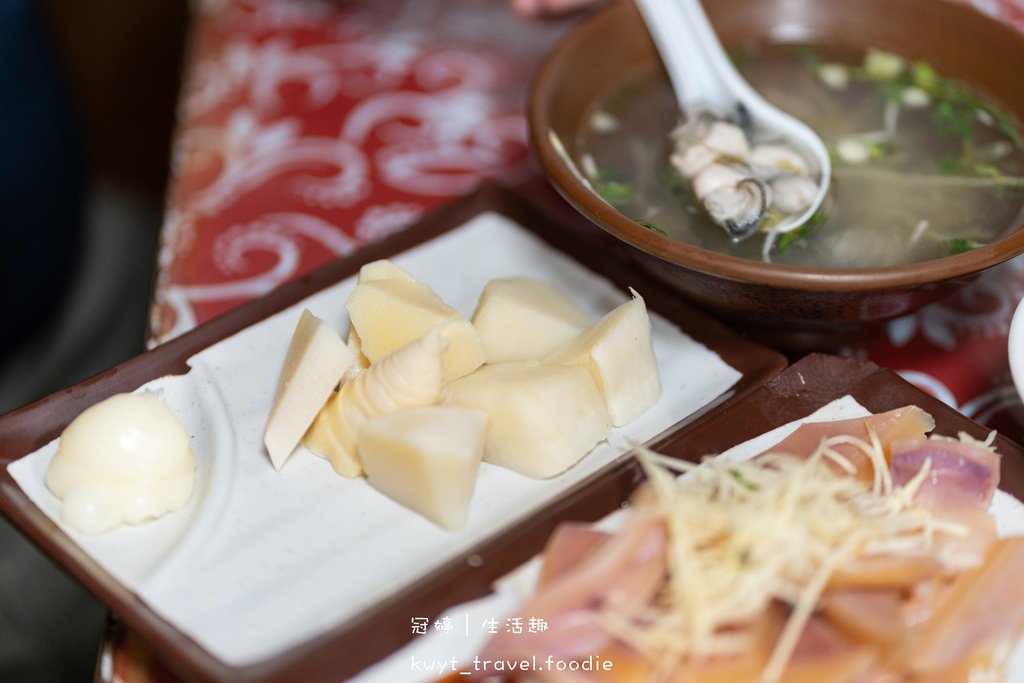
[577, 45, 1024, 268]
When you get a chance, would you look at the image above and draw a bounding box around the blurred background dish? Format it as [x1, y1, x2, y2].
[1008, 294, 1024, 406]
[529, 0, 1024, 346]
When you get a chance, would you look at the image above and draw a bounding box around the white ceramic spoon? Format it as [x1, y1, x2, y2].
[635, 0, 831, 248]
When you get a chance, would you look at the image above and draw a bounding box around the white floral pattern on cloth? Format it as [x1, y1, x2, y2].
[151, 0, 568, 342]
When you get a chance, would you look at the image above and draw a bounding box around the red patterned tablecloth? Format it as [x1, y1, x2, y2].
[150, 0, 571, 340]
[113, 0, 1024, 680]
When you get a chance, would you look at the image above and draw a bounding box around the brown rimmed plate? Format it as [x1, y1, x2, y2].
[0, 183, 785, 683]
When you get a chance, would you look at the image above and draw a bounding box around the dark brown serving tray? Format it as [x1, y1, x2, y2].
[0, 183, 786, 683]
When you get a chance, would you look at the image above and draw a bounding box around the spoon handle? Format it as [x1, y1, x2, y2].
[634, 0, 738, 115]
[634, 0, 832, 241]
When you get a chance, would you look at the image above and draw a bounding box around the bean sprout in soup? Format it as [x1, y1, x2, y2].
[577, 45, 1024, 267]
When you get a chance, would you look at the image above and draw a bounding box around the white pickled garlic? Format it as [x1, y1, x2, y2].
[44, 391, 196, 534]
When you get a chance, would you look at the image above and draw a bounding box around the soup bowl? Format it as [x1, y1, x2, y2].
[529, 0, 1024, 346]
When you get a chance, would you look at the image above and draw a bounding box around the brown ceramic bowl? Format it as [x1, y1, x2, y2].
[529, 0, 1024, 345]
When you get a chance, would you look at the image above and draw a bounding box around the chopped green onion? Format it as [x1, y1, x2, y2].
[937, 156, 1015, 181]
[863, 48, 905, 81]
[995, 113, 1024, 146]
[972, 164, 1001, 178]
[730, 468, 759, 491]
[793, 45, 823, 70]
[597, 181, 634, 206]
[869, 141, 894, 159]
[728, 46, 756, 67]
[939, 155, 961, 173]
[938, 238, 983, 256]
[934, 99, 975, 140]
[592, 167, 635, 206]
[909, 60, 939, 93]
[635, 218, 668, 236]
[776, 212, 826, 254]
[657, 163, 690, 203]
[879, 80, 905, 103]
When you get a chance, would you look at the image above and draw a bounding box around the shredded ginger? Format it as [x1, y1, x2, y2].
[609, 429, 970, 683]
